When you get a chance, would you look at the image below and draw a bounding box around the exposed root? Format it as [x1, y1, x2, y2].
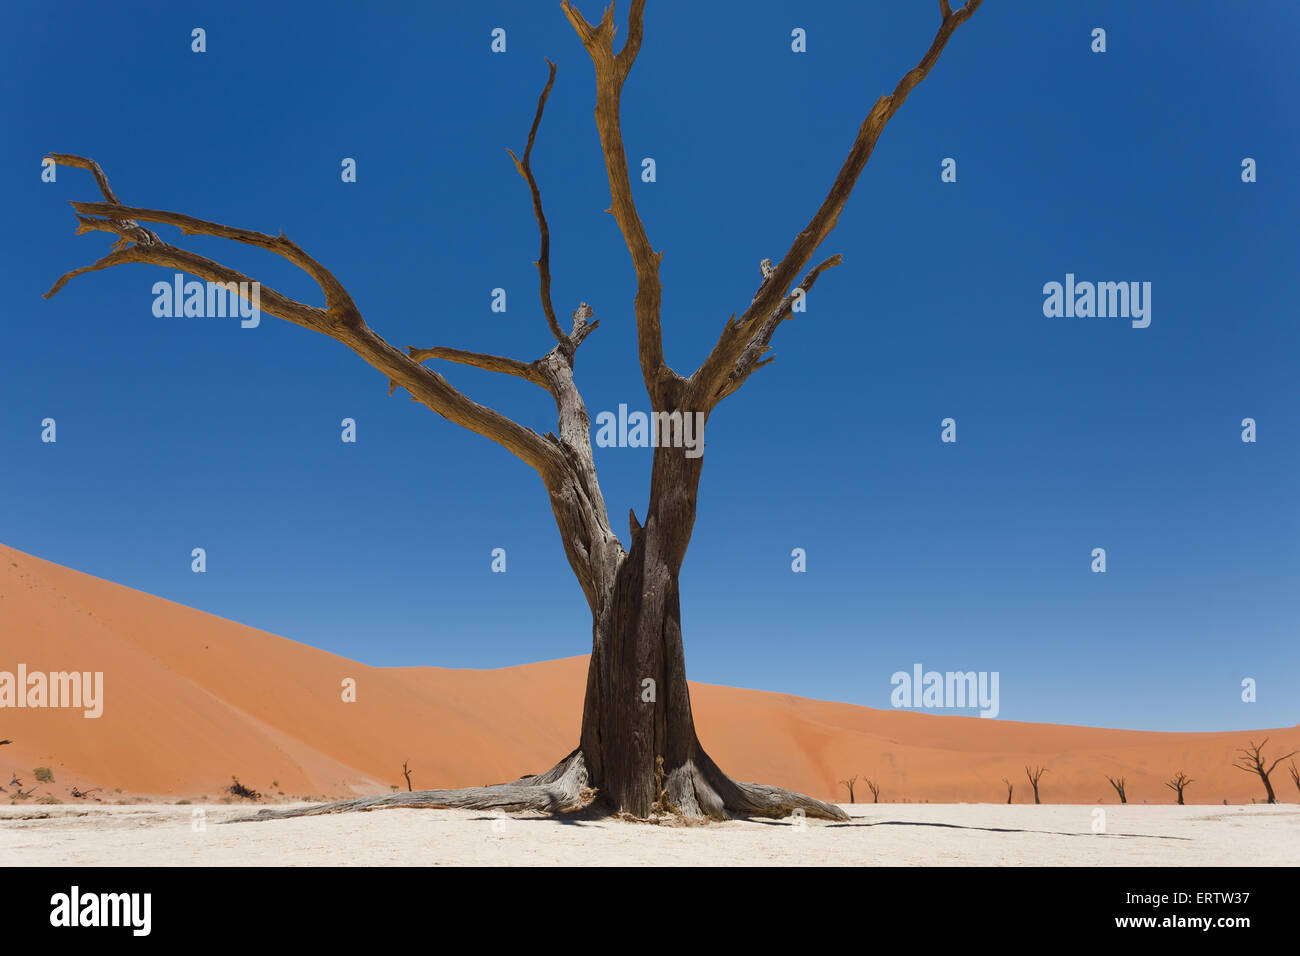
[227, 745, 847, 825]
[230, 749, 590, 823]
[670, 749, 850, 823]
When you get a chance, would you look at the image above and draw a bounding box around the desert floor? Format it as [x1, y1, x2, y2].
[1, 802, 1296, 866]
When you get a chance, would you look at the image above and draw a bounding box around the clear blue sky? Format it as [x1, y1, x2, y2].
[2, 1, 1296, 732]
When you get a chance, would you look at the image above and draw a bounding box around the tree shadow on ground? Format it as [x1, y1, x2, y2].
[746, 818, 1192, 840]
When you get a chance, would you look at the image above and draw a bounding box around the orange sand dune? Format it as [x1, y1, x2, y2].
[1, 542, 1296, 806]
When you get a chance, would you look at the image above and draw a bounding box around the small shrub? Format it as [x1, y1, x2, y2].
[33, 767, 54, 783]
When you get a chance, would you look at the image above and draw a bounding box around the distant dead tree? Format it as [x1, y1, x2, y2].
[865, 779, 881, 803]
[402, 760, 414, 792]
[839, 775, 857, 803]
[5, 774, 35, 799]
[0, 738, 11, 746]
[70, 786, 103, 800]
[1231, 738, 1297, 805]
[227, 776, 261, 801]
[1025, 765, 1047, 804]
[1002, 777, 1013, 804]
[1289, 761, 1300, 797]
[1105, 775, 1128, 804]
[1165, 771, 1193, 805]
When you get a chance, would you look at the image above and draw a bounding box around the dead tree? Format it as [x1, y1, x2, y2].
[839, 776, 857, 803]
[1025, 765, 1047, 805]
[1002, 777, 1013, 804]
[43, 0, 984, 824]
[865, 779, 881, 804]
[227, 777, 261, 801]
[1165, 771, 1192, 805]
[402, 760, 413, 792]
[1105, 775, 1127, 804]
[1231, 738, 1297, 805]
[1289, 761, 1300, 797]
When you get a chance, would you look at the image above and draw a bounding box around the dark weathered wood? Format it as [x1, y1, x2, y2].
[560, 0, 677, 406]
[1105, 775, 1128, 804]
[1164, 770, 1192, 805]
[507, 58, 567, 345]
[44, 0, 982, 827]
[839, 776, 857, 803]
[236, 750, 593, 822]
[1232, 738, 1296, 805]
[1025, 765, 1047, 805]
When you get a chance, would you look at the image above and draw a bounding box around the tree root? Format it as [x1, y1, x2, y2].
[666, 749, 849, 822]
[228, 746, 848, 824]
[231, 749, 592, 823]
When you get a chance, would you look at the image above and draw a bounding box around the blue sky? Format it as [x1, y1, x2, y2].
[2, 1, 1296, 732]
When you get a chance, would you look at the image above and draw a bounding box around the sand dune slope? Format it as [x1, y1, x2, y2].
[1, 543, 1296, 806]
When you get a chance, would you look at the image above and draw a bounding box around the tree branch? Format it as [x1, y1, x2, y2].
[43, 154, 565, 481]
[406, 346, 548, 389]
[508, 59, 568, 345]
[1266, 751, 1299, 775]
[60, 198, 360, 321]
[688, 0, 982, 408]
[709, 254, 842, 402]
[405, 301, 601, 393]
[562, 0, 675, 403]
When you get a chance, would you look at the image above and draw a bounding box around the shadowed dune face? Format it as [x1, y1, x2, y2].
[1, 542, 1296, 805]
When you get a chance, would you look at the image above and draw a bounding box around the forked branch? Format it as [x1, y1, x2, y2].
[689, 0, 983, 409]
[562, 0, 676, 403]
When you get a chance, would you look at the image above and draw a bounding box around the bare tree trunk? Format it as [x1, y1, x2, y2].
[573, 443, 844, 821]
[240, 440, 845, 824]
